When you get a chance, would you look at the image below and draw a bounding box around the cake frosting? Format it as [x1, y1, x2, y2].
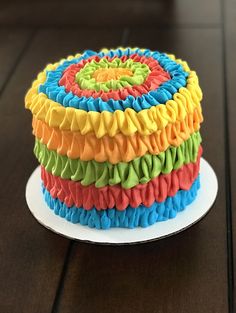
[25, 47, 203, 229]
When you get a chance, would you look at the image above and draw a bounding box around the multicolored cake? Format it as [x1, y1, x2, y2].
[25, 47, 203, 229]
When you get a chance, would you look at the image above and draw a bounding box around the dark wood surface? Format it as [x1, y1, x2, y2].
[0, 0, 221, 27]
[224, 0, 236, 311]
[0, 0, 234, 312]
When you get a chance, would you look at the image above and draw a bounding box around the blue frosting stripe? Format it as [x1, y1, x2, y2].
[38, 48, 189, 113]
[42, 175, 200, 229]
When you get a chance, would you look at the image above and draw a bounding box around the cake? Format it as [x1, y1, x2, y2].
[25, 47, 203, 229]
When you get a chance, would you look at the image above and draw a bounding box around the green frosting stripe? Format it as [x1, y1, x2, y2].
[34, 132, 202, 189]
[76, 58, 150, 92]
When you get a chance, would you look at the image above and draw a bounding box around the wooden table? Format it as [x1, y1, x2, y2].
[0, 0, 235, 312]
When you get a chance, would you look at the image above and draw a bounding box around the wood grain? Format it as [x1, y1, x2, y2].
[0, 29, 31, 91]
[54, 28, 228, 313]
[224, 0, 236, 310]
[0, 1, 233, 310]
[0, 28, 122, 313]
[0, 0, 221, 27]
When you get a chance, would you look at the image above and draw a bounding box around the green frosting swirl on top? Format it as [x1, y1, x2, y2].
[34, 132, 202, 189]
[76, 58, 150, 92]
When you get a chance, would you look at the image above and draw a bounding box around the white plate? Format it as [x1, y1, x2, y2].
[25, 158, 218, 245]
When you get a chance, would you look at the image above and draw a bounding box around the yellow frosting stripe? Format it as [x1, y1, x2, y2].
[25, 55, 203, 138]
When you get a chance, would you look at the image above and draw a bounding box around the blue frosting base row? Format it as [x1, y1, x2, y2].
[42, 176, 200, 230]
[39, 48, 189, 113]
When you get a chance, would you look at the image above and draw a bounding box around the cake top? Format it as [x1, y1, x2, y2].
[25, 47, 202, 138]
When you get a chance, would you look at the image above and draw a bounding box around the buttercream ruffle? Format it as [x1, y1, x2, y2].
[32, 108, 203, 163]
[59, 54, 171, 102]
[41, 150, 201, 211]
[75, 58, 150, 91]
[25, 53, 202, 138]
[38, 48, 188, 112]
[42, 175, 200, 229]
[34, 134, 202, 188]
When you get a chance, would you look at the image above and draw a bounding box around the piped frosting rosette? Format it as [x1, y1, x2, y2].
[25, 47, 203, 229]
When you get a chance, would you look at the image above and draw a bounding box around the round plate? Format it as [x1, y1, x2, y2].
[25, 158, 218, 245]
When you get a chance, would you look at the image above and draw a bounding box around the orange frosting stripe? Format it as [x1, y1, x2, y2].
[32, 107, 203, 164]
[93, 67, 133, 82]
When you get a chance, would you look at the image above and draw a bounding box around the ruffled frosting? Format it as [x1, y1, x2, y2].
[25, 51, 202, 138]
[59, 54, 171, 102]
[41, 149, 201, 211]
[42, 175, 200, 229]
[92, 67, 134, 83]
[75, 58, 150, 91]
[32, 108, 202, 163]
[34, 133, 202, 188]
[25, 47, 204, 230]
[38, 48, 188, 112]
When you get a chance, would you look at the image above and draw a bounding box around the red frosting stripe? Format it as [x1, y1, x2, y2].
[59, 54, 171, 101]
[41, 146, 202, 211]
